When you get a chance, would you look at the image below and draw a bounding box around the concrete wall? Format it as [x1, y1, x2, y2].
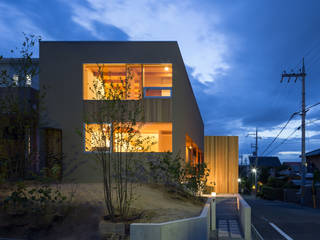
[40, 41, 203, 182]
[236, 194, 251, 240]
[131, 198, 214, 240]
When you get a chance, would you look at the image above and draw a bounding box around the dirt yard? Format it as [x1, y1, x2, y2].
[0, 182, 205, 239]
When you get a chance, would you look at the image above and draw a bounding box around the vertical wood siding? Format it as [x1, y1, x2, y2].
[204, 136, 238, 194]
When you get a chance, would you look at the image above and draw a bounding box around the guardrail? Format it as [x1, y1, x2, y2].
[236, 194, 251, 240]
[130, 197, 215, 240]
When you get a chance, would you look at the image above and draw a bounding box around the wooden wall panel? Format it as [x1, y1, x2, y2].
[83, 99, 171, 123]
[204, 136, 239, 194]
[142, 98, 172, 122]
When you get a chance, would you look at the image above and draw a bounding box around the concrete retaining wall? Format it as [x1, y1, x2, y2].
[236, 194, 251, 240]
[130, 197, 215, 240]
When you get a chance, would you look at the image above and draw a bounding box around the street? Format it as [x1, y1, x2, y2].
[244, 195, 320, 240]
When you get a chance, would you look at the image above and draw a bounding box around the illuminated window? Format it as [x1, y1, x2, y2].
[113, 122, 172, 152]
[83, 63, 172, 100]
[84, 123, 111, 152]
[83, 64, 142, 100]
[143, 64, 172, 98]
[13, 74, 19, 86]
[185, 134, 203, 165]
[84, 122, 172, 152]
[26, 75, 32, 87]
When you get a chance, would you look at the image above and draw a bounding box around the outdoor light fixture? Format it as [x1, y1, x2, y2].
[164, 66, 169, 71]
[238, 178, 241, 183]
[252, 168, 257, 173]
[211, 192, 216, 197]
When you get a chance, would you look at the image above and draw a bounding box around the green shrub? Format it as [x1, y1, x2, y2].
[3, 182, 68, 214]
[267, 177, 287, 188]
[184, 161, 210, 196]
[149, 152, 185, 187]
[261, 185, 283, 201]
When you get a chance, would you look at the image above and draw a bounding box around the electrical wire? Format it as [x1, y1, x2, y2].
[265, 125, 301, 156]
[261, 112, 299, 155]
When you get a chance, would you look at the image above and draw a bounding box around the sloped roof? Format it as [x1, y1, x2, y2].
[249, 156, 281, 167]
[306, 148, 320, 157]
[283, 161, 300, 166]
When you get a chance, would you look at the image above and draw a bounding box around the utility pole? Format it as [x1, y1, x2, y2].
[247, 128, 261, 195]
[281, 58, 306, 205]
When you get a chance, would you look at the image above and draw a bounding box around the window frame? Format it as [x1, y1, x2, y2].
[83, 63, 173, 101]
[143, 87, 172, 99]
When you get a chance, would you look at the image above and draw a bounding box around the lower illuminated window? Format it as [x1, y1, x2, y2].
[85, 124, 111, 152]
[185, 134, 203, 165]
[84, 122, 172, 152]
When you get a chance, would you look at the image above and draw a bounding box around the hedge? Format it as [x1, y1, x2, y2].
[261, 186, 283, 201]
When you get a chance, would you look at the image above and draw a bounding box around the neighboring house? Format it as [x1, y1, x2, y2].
[282, 161, 301, 174]
[40, 41, 204, 182]
[0, 58, 40, 176]
[306, 148, 320, 171]
[249, 156, 281, 168]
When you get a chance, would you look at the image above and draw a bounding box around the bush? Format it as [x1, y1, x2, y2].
[3, 182, 69, 215]
[267, 176, 287, 188]
[261, 185, 283, 201]
[149, 152, 185, 187]
[283, 181, 299, 189]
[183, 161, 210, 196]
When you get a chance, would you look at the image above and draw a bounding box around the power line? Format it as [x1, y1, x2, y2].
[306, 101, 320, 112]
[261, 112, 299, 155]
[266, 126, 301, 156]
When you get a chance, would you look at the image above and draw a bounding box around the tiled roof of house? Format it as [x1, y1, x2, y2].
[249, 156, 281, 167]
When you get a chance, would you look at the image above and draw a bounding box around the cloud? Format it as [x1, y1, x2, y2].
[0, 2, 51, 55]
[258, 119, 320, 139]
[278, 151, 300, 155]
[67, 0, 231, 84]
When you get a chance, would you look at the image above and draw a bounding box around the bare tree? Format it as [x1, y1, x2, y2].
[83, 65, 155, 221]
[0, 33, 41, 180]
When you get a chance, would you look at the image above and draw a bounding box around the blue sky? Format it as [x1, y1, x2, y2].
[1, 0, 320, 162]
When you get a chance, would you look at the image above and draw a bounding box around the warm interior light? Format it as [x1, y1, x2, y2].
[189, 146, 192, 149]
[252, 185, 256, 190]
[164, 66, 169, 71]
[211, 192, 216, 197]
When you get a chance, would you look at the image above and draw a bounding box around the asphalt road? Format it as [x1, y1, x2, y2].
[243, 195, 320, 240]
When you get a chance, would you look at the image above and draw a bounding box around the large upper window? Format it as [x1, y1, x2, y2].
[84, 122, 172, 152]
[83, 64, 172, 100]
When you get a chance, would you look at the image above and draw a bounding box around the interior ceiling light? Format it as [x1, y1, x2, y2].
[164, 66, 169, 71]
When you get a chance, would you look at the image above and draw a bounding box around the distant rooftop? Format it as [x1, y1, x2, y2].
[0, 58, 39, 64]
[306, 148, 320, 157]
[249, 156, 281, 167]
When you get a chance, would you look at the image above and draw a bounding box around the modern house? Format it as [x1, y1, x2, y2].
[39, 41, 204, 182]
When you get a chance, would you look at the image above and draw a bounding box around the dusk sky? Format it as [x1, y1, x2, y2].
[1, 0, 320, 162]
